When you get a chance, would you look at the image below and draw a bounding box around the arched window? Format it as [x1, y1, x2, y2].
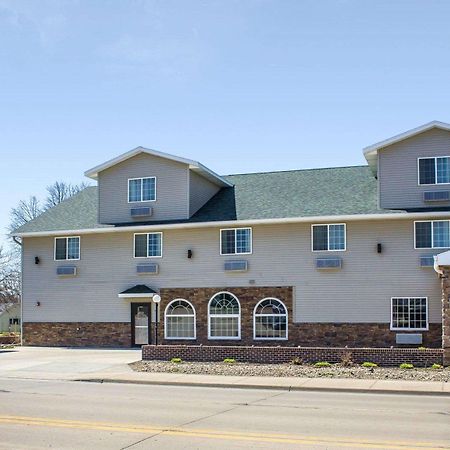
[253, 298, 288, 340]
[164, 299, 196, 340]
[208, 292, 241, 339]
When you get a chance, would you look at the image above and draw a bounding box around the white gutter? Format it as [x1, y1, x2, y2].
[11, 211, 450, 238]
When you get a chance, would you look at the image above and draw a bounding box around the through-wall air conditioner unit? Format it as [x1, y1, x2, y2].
[419, 255, 435, 268]
[423, 191, 450, 202]
[316, 257, 342, 269]
[130, 207, 153, 218]
[137, 263, 159, 274]
[224, 260, 248, 272]
[56, 266, 77, 276]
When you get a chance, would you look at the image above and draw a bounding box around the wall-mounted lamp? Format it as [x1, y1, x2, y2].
[36, 301, 41, 307]
[34, 257, 40, 265]
[377, 243, 382, 254]
[187, 249, 193, 259]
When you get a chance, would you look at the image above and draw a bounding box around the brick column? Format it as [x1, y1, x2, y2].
[440, 267, 450, 366]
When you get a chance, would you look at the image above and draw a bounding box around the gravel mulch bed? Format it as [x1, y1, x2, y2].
[131, 360, 450, 382]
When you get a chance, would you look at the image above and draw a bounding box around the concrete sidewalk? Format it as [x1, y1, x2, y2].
[77, 370, 450, 396]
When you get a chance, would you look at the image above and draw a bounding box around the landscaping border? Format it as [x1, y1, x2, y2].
[142, 345, 444, 367]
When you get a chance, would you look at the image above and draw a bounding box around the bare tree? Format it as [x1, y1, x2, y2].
[0, 247, 20, 306]
[9, 196, 42, 233]
[45, 181, 89, 209]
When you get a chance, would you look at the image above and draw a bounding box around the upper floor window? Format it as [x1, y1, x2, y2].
[415, 220, 450, 249]
[312, 224, 346, 251]
[54, 237, 80, 260]
[220, 228, 252, 255]
[418, 157, 450, 185]
[391, 297, 428, 331]
[128, 177, 156, 202]
[134, 232, 162, 258]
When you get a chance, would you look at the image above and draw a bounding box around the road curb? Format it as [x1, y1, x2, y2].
[76, 378, 450, 396]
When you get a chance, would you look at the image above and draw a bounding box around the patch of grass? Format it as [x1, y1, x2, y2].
[223, 358, 236, 364]
[417, 346, 426, 350]
[314, 361, 332, 368]
[431, 363, 443, 369]
[361, 362, 378, 368]
[170, 357, 182, 364]
[399, 363, 414, 369]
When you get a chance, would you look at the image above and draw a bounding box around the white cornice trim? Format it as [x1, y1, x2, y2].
[118, 293, 156, 298]
[84, 146, 232, 188]
[12, 211, 450, 238]
[363, 121, 450, 157]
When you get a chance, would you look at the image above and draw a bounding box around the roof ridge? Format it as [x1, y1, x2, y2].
[223, 164, 369, 177]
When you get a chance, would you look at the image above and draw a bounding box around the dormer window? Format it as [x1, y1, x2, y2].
[418, 157, 450, 185]
[128, 177, 156, 202]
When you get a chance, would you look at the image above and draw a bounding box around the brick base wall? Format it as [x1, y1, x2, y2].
[22, 322, 131, 347]
[158, 287, 442, 348]
[142, 345, 444, 367]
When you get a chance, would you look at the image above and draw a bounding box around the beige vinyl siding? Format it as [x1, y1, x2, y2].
[22, 219, 443, 324]
[98, 152, 190, 224]
[189, 170, 220, 217]
[379, 128, 450, 209]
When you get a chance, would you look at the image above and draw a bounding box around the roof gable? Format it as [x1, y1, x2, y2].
[363, 121, 450, 174]
[84, 146, 232, 187]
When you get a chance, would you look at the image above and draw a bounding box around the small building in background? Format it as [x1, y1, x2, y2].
[0, 303, 21, 333]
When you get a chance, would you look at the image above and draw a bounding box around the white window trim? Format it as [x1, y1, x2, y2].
[311, 223, 347, 252]
[253, 297, 288, 341]
[133, 232, 163, 258]
[164, 299, 196, 340]
[127, 176, 157, 203]
[417, 156, 450, 186]
[413, 220, 450, 249]
[390, 297, 429, 331]
[207, 291, 241, 340]
[219, 227, 253, 256]
[54, 236, 80, 261]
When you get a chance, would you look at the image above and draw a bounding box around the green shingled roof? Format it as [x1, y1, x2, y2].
[14, 165, 399, 234]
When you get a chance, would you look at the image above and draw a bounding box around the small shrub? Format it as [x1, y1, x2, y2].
[223, 358, 236, 364]
[417, 346, 426, 350]
[291, 357, 303, 365]
[314, 361, 332, 368]
[340, 350, 354, 367]
[170, 357, 182, 364]
[399, 363, 414, 369]
[361, 362, 378, 368]
[431, 363, 443, 369]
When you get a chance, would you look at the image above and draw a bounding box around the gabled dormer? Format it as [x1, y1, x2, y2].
[85, 147, 232, 224]
[363, 121, 450, 210]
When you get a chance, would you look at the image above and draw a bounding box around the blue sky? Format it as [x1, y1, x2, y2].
[1, 0, 450, 247]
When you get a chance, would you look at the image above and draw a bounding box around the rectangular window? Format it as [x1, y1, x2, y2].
[418, 157, 450, 185]
[220, 228, 252, 255]
[134, 233, 162, 258]
[54, 237, 80, 260]
[312, 224, 346, 251]
[128, 177, 156, 202]
[415, 220, 450, 249]
[391, 297, 428, 330]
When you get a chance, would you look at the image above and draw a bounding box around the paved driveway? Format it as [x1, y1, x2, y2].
[0, 346, 141, 381]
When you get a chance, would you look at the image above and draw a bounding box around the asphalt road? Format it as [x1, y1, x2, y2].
[0, 378, 448, 449]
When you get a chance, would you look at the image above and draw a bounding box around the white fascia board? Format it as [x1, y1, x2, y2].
[118, 293, 156, 298]
[84, 146, 232, 187]
[12, 211, 450, 238]
[363, 121, 450, 157]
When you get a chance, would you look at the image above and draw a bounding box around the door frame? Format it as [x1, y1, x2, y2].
[131, 302, 151, 347]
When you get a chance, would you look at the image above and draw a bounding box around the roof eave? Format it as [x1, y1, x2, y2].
[84, 146, 232, 187]
[11, 210, 450, 238]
